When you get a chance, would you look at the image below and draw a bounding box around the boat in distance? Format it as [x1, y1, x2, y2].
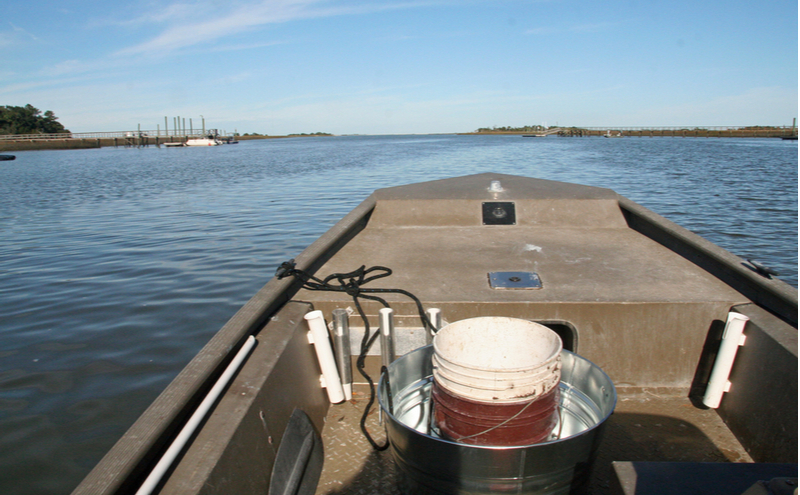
[162, 130, 225, 147]
[186, 129, 223, 146]
[185, 136, 221, 146]
[72, 173, 797, 495]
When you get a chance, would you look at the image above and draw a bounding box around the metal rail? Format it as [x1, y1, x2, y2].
[553, 126, 798, 138]
[579, 126, 796, 131]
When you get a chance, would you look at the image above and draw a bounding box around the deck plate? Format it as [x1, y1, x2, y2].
[489, 271, 542, 289]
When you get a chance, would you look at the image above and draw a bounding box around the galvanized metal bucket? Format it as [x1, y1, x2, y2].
[378, 345, 616, 495]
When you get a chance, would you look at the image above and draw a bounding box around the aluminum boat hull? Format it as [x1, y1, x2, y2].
[73, 173, 797, 495]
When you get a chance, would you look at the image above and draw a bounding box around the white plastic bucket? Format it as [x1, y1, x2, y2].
[432, 317, 562, 403]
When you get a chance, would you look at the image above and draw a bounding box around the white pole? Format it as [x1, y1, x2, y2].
[305, 311, 345, 403]
[703, 312, 749, 408]
[135, 335, 256, 495]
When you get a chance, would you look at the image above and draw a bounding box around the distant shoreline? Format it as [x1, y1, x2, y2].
[2, 127, 796, 151]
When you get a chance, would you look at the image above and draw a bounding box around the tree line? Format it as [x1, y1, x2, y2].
[475, 125, 555, 133]
[0, 104, 69, 135]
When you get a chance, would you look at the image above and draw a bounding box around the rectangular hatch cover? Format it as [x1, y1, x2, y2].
[489, 271, 542, 289]
[482, 202, 516, 225]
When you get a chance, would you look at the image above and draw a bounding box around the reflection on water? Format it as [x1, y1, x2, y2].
[0, 135, 796, 494]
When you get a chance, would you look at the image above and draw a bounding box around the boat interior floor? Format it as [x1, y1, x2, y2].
[315, 390, 752, 495]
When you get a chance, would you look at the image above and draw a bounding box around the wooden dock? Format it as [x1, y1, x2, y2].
[0, 130, 232, 151]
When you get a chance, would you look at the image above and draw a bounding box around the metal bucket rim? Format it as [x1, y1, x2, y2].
[379, 345, 617, 451]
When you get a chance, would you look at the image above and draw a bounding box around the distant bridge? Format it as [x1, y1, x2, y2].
[553, 126, 797, 138]
[521, 127, 564, 137]
[479, 125, 798, 139]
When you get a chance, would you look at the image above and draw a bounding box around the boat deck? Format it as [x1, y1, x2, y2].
[315, 390, 751, 495]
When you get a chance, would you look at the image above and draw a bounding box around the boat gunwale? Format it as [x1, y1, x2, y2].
[618, 195, 797, 326]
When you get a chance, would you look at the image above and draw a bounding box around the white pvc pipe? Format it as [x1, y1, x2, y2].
[703, 312, 749, 409]
[135, 335, 256, 495]
[305, 310, 345, 404]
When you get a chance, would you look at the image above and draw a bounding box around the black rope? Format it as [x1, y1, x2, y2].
[277, 259, 434, 450]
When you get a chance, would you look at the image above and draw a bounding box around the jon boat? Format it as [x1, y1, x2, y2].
[73, 173, 797, 495]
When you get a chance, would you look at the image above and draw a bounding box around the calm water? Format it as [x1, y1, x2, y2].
[1, 135, 796, 494]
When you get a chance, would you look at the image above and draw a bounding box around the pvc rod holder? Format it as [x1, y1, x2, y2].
[426, 308, 442, 345]
[703, 312, 749, 409]
[305, 311, 345, 404]
[135, 335, 257, 495]
[380, 308, 395, 369]
[332, 309, 353, 401]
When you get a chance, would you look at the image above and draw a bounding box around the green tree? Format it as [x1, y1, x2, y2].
[0, 105, 70, 135]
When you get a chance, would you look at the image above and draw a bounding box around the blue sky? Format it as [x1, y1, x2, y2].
[2, 0, 797, 134]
